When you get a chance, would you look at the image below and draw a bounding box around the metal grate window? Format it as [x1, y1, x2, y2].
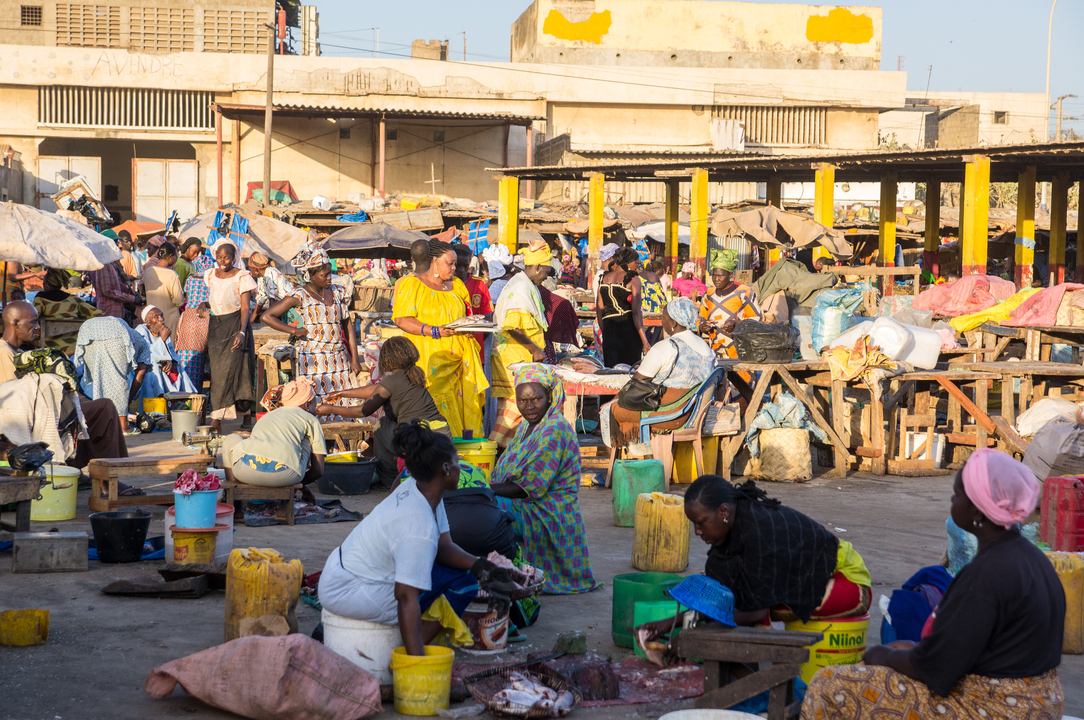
[20, 5, 42, 25]
[129, 7, 194, 52]
[55, 4, 120, 47]
[713, 106, 826, 147]
[38, 86, 215, 131]
[203, 10, 270, 53]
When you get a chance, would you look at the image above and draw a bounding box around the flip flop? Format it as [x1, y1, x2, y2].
[116, 483, 145, 497]
[77, 474, 92, 489]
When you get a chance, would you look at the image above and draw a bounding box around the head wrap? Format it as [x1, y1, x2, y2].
[681, 261, 696, 275]
[513, 255, 526, 271]
[489, 259, 507, 280]
[483, 244, 513, 266]
[44, 268, 69, 290]
[249, 252, 270, 269]
[515, 363, 565, 423]
[711, 248, 738, 273]
[291, 236, 330, 282]
[279, 377, 316, 408]
[523, 239, 551, 267]
[101, 229, 119, 240]
[141, 305, 160, 323]
[13, 349, 80, 392]
[666, 297, 699, 331]
[613, 246, 640, 267]
[962, 448, 1040, 530]
[600, 243, 619, 264]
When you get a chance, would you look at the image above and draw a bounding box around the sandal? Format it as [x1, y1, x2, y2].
[77, 474, 93, 489]
[116, 482, 145, 497]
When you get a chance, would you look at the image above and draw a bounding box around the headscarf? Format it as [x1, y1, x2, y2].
[291, 236, 330, 282]
[141, 305, 160, 323]
[279, 377, 316, 408]
[599, 243, 619, 264]
[681, 261, 696, 275]
[523, 240, 551, 267]
[488, 259, 507, 280]
[101, 229, 119, 240]
[13, 349, 80, 392]
[513, 255, 526, 271]
[515, 363, 565, 425]
[249, 252, 270, 269]
[711, 248, 738, 273]
[483, 244, 513, 266]
[494, 272, 547, 331]
[962, 448, 1040, 529]
[666, 297, 699, 331]
[44, 268, 69, 290]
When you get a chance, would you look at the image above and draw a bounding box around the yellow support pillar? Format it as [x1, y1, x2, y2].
[1050, 172, 1069, 285]
[924, 180, 941, 278]
[1015, 167, 1036, 288]
[813, 163, 836, 261]
[766, 175, 782, 267]
[664, 178, 680, 275]
[498, 176, 519, 256]
[588, 172, 606, 287]
[690, 168, 709, 278]
[879, 171, 898, 296]
[961, 155, 990, 277]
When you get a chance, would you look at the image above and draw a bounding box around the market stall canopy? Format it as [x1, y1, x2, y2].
[111, 220, 164, 239]
[632, 220, 691, 246]
[323, 222, 430, 260]
[0, 202, 123, 270]
[179, 210, 308, 269]
[710, 207, 853, 259]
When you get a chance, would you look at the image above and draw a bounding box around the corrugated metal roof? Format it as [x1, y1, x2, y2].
[214, 103, 542, 125]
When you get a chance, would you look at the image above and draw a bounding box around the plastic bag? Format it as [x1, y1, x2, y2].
[811, 289, 864, 352]
[1016, 398, 1079, 437]
[731, 320, 800, 363]
[892, 307, 934, 328]
[791, 316, 817, 360]
[946, 517, 978, 574]
[879, 295, 914, 317]
[7, 442, 54, 473]
[1023, 411, 1084, 480]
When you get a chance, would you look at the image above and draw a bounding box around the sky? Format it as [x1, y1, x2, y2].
[310, 0, 1084, 137]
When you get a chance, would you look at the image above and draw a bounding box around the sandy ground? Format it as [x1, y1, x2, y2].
[2, 426, 1082, 720]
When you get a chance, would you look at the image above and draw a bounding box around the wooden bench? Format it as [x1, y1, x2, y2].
[0, 475, 43, 533]
[223, 481, 302, 526]
[88, 456, 215, 513]
[674, 625, 822, 720]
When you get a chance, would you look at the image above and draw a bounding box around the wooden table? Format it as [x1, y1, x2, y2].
[0, 475, 43, 533]
[88, 455, 215, 513]
[674, 625, 821, 720]
[562, 379, 628, 427]
[971, 323, 1084, 362]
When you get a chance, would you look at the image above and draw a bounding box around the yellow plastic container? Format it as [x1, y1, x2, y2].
[784, 614, 870, 683]
[171, 527, 219, 564]
[631, 493, 690, 573]
[389, 645, 454, 715]
[327, 451, 360, 463]
[453, 440, 499, 483]
[224, 547, 304, 642]
[143, 397, 167, 415]
[1048, 552, 1084, 654]
[30, 465, 80, 521]
[672, 437, 721, 484]
[0, 609, 50, 646]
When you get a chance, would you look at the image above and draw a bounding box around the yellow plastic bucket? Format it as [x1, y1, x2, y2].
[453, 440, 498, 483]
[143, 397, 167, 415]
[327, 451, 360, 463]
[171, 526, 223, 564]
[785, 614, 870, 683]
[389, 645, 454, 715]
[30, 465, 80, 521]
[0, 609, 50, 646]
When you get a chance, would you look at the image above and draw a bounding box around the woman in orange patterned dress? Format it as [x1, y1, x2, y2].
[263, 238, 361, 421]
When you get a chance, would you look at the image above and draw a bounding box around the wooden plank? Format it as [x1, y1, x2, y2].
[89, 456, 215, 478]
[88, 493, 175, 512]
[777, 366, 850, 479]
[693, 663, 801, 711]
[676, 625, 822, 648]
[991, 416, 1029, 456]
[823, 265, 921, 277]
[0, 477, 40, 505]
[936, 377, 996, 434]
[944, 433, 996, 448]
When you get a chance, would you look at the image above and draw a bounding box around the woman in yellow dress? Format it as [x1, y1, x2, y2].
[392, 240, 488, 437]
[489, 241, 552, 447]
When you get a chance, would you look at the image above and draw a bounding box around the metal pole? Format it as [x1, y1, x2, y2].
[263, 23, 275, 208]
[215, 106, 223, 208]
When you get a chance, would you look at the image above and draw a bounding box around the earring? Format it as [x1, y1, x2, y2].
[723, 518, 729, 524]
[973, 519, 982, 529]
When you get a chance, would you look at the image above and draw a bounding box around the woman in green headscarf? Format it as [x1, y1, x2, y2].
[698, 248, 761, 358]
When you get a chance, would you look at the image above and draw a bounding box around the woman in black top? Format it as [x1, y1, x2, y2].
[319, 336, 449, 488]
[595, 246, 650, 367]
[802, 449, 1064, 720]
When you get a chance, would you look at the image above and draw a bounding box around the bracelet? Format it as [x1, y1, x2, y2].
[431, 325, 441, 339]
[420, 324, 428, 337]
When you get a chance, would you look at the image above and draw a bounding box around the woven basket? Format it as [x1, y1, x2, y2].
[747, 428, 812, 483]
[353, 286, 394, 313]
[464, 665, 582, 719]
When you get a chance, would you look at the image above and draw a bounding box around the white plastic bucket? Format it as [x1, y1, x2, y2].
[321, 608, 401, 684]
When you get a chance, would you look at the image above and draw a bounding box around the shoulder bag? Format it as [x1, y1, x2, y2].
[616, 339, 679, 412]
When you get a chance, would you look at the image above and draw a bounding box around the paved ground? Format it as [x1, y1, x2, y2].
[2, 427, 1082, 720]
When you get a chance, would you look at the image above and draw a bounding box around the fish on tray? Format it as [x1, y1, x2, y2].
[635, 628, 669, 668]
[493, 672, 576, 716]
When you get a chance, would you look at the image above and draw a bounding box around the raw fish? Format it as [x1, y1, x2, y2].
[635, 627, 668, 667]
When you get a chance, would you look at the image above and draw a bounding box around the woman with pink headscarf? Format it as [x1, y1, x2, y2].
[802, 449, 1065, 720]
[671, 262, 707, 300]
[220, 377, 327, 503]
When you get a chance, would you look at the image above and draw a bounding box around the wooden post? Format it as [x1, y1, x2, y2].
[1015, 166, 1036, 288]
[233, 118, 241, 205]
[215, 106, 223, 209]
[923, 180, 941, 278]
[812, 163, 835, 261]
[879, 171, 898, 296]
[588, 172, 606, 287]
[766, 175, 782, 267]
[690, 168, 709, 279]
[525, 124, 534, 202]
[961, 155, 990, 277]
[665, 178, 680, 275]
[498, 176, 519, 256]
[1050, 172, 1069, 286]
[378, 118, 386, 198]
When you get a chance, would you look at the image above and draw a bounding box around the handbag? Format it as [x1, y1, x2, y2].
[175, 308, 210, 352]
[616, 340, 679, 412]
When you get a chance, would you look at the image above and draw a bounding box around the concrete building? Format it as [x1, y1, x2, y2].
[0, 0, 1038, 225]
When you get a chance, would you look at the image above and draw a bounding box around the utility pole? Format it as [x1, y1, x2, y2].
[1052, 94, 1078, 141]
[263, 22, 275, 208]
[458, 31, 466, 61]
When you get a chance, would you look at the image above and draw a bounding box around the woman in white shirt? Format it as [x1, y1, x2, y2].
[318, 421, 517, 656]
